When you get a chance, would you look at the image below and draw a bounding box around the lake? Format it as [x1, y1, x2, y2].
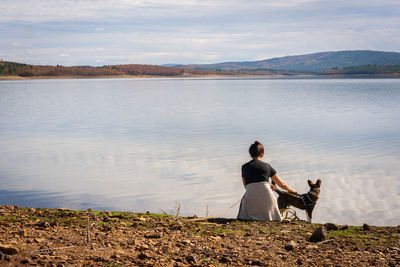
[0, 77, 399, 226]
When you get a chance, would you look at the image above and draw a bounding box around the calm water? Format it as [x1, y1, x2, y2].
[0, 78, 399, 226]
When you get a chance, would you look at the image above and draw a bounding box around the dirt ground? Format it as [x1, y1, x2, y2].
[0, 205, 399, 266]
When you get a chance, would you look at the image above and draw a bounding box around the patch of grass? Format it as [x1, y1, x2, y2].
[0, 215, 21, 222]
[212, 226, 238, 236]
[144, 213, 173, 219]
[91, 210, 105, 217]
[136, 225, 152, 231]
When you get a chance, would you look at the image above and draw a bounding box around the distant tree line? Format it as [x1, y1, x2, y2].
[0, 61, 222, 77]
[3, 61, 399, 78]
[322, 64, 400, 75]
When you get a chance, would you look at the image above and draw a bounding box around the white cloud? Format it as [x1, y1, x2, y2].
[1, 0, 399, 65]
[0, 0, 328, 23]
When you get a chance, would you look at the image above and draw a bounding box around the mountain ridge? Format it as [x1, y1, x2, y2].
[179, 50, 400, 72]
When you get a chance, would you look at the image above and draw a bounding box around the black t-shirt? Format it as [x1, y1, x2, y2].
[241, 159, 277, 185]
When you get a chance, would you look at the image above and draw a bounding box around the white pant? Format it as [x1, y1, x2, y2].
[237, 182, 282, 221]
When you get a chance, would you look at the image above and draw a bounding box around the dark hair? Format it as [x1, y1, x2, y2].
[249, 141, 264, 158]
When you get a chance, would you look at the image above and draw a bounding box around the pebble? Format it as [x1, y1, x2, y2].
[185, 254, 197, 263]
[306, 244, 319, 250]
[284, 241, 298, 251]
[144, 232, 161, 239]
[325, 223, 339, 231]
[0, 244, 19, 255]
[36, 221, 51, 229]
[138, 252, 152, 260]
[34, 238, 46, 243]
[362, 223, 372, 231]
[219, 256, 231, 264]
[18, 230, 26, 237]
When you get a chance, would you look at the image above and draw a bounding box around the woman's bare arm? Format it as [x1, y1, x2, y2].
[242, 177, 246, 188]
[271, 173, 298, 194]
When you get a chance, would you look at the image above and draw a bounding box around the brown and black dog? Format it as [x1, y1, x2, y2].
[275, 179, 321, 223]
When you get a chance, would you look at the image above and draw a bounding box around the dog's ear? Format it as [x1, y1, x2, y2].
[316, 179, 321, 187]
[308, 180, 314, 187]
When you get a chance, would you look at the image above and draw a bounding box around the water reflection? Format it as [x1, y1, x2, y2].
[0, 78, 399, 226]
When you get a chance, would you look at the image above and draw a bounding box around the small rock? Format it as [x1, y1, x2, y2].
[219, 256, 231, 264]
[185, 255, 197, 263]
[306, 244, 319, 249]
[325, 223, 339, 231]
[34, 238, 46, 243]
[170, 224, 182, 230]
[36, 221, 51, 228]
[362, 223, 372, 231]
[297, 258, 303, 265]
[250, 259, 262, 265]
[284, 241, 298, 251]
[20, 258, 30, 264]
[4, 205, 15, 211]
[282, 219, 291, 223]
[102, 225, 113, 232]
[110, 253, 119, 259]
[309, 226, 327, 242]
[144, 232, 161, 239]
[18, 229, 26, 237]
[0, 244, 19, 255]
[138, 252, 151, 260]
[139, 244, 150, 250]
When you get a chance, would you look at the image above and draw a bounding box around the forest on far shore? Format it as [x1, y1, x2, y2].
[1, 61, 399, 78]
[0, 61, 222, 77]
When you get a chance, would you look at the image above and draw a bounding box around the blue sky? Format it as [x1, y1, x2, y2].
[1, 0, 400, 66]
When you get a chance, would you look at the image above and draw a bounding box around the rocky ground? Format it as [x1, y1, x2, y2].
[0, 205, 399, 266]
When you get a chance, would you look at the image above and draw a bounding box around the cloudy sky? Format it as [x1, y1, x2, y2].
[1, 0, 400, 66]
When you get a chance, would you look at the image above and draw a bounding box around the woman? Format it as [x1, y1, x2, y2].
[237, 141, 298, 221]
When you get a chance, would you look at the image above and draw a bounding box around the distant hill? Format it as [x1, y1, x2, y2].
[183, 50, 400, 72]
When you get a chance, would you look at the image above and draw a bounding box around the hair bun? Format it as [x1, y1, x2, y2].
[254, 141, 260, 145]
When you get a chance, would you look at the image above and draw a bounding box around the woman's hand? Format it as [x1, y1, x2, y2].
[271, 173, 297, 194]
[270, 184, 277, 191]
[288, 189, 299, 195]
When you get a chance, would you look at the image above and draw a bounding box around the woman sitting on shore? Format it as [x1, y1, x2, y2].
[237, 141, 298, 221]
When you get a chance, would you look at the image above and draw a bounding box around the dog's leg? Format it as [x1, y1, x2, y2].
[306, 207, 315, 223]
[306, 212, 312, 223]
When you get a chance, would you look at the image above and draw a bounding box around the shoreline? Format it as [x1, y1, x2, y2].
[1, 73, 399, 80]
[0, 205, 399, 265]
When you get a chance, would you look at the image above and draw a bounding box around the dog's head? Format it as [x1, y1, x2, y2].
[307, 179, 321, 200]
